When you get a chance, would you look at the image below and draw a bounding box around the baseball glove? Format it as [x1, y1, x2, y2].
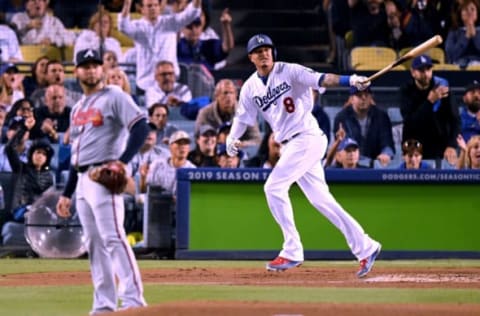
[89, 161, 128, 195]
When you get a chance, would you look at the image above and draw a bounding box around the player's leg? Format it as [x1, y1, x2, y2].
[76, 174, 117, 314]
[264, 133, 324, 266]
[84, 176, 146, 308]
[297, 162, 380, 260]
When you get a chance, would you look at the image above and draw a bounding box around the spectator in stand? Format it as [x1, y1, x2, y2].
[4, 98, 34, 132]
[216, 121, 231, 144]
[128, 122, 169, 182]
[73, 7, 123, 65]
[333, 86, 395, 167]
[348, 0, 389, 47]
[330, 0, 351, 68]
[0, 116, 32, 171]
[195, 79, 261, 147]
[187, 123, 217, 167]
[126, 122, 169, 230]
[0, 63, 24, 112]
[147, 103, 178, 147]
[141, 130, 195, 196]
[456, 134, 480, 169]
[30, 84, 70, 143]
[11, 0, 75, 47]
[216, 143, 243, 168]
[398, 139, 433, 169]
[400, 54, 460, 163]
[0, 105, 9, 169]
[51, 0, 98, 29]
[328, 137, 369, 169]
[102, 50, 119, 72]
[385, 0, 410, 52]
[0, 23, 23, 62]
[1, 120, 54, 246]
[30, 60, 82, 108]
[22, 55, 49, 97]
[145, 60, 192, 118]
[401, 0, 451, 47]
[459, 80, 480, 142]
[323, 122, 346, 168]
[244, 127, 282, 169]
[445, 0, 480, 69]
[118, 0, 201, 92]
[177, 8, 234, 72]
[105, 67, 131, 94]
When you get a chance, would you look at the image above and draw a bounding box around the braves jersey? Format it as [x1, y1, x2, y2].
[70, 85, 146, 167]
[237, 62, 323, 143]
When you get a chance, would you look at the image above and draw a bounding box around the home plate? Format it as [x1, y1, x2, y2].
[365, 274, 480, 283]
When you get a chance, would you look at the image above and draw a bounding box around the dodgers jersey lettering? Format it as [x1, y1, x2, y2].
[237, 62, 323, 143]
[70, 85, 146, 167]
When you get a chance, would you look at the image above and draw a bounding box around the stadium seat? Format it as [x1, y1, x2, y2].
[387, 107, 403, 124]
[350, 47, 397, 70]
[399, 47, 445, 69]
[20, 45, 62, 63]
[433, 63, 460, 71]
[440, 158, 456, 170]
[465, 64, 480, 71]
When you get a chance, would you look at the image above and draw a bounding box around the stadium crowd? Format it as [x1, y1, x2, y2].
[0, 0, 479, 248]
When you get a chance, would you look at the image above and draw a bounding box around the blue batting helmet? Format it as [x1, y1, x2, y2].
[246, 34, 276, 56]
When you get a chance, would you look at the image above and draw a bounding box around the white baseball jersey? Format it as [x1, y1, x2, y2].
[70, 85, 146, 167]
[237, 62, 323, 143]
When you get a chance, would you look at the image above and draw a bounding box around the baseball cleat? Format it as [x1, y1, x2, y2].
[357, 244, 382, 278]
[266, 256, 303, 271]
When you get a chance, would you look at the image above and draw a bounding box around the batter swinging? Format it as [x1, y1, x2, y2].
[226, 34, 381, 277]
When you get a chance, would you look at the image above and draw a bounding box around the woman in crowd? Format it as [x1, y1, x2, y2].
[456, 134, 480, 169]
[398, 139, 433, 169]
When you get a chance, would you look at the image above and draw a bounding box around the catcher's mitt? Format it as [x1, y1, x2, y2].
[88, 161, 128, 194]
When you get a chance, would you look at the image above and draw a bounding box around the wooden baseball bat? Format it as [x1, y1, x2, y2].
[362, 35, 443, 83]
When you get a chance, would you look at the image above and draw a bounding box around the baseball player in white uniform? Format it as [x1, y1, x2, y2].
[226, 34, 381, 277]
[56, 49, 150, 314]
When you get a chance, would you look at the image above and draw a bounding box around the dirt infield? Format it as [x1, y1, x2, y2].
[2, 265, 480, 315]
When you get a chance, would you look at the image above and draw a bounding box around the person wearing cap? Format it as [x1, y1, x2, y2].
[216, 143, 243, 168]
[330, 137, 369, 169]
[177, 8, 234, 71]
[400, 54, 460, 163]
[398, 139, 432, 169]
[187, 123, 218, 166]
[143, 129, 196, 195]
[196, 79, 261, 147]
[333, 86, 395, 167]
[226, 33, 380, 276]
[459, 80, 480, 142]
[0, 63, 24, 112]
[11, 0, 75, 47]
[445, 0, 480, 69]
[119, 0, 201, 92]
[55, 48, 149, 314]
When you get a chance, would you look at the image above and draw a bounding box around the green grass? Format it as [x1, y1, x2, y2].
[0, 259, 479, 316]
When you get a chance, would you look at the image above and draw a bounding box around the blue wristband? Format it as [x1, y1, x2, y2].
[339, 75, 350, 87]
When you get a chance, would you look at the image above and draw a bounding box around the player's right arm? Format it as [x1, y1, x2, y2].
[319, 73, 370, 90]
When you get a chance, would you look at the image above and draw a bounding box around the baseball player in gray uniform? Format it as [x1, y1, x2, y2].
[56, 49, 150, 314]
[226, 34, 381, 277]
